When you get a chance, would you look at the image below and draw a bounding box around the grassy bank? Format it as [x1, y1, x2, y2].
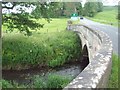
[1, 74, 72, 88]
[87, 6, 118, 27]
[2, 18, 82, 70]
[108, 54, 119, 88]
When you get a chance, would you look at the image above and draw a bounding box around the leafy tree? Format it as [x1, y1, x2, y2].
[83, 1, 103, 17]
[2, 2, 60, 36]
[47, 2, 63, 18]
[97, 2, 103, 12]
[2, 2, 44, 36]
[76, 3, 83, 16]
[63, 2, 76, 17]
[61, 2, 83, 17]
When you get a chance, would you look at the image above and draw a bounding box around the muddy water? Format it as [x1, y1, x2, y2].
[2, 63, 82, 85]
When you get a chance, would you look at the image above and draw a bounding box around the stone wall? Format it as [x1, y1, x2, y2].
[64, 24, 113, 89]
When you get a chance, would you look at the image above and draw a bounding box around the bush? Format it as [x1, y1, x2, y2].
[1, 79, 13, 88]
[2, 31, 81, 70]
[32, 75, 47, 88]
[67, 20, 73, 25]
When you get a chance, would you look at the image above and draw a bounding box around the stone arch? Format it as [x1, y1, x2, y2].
[80, 44, 89, 70]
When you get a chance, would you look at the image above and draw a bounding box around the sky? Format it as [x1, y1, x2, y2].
[102, 0, 119, 6]
[81, 0, 119, 6]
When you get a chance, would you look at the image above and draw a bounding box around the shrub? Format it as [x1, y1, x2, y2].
[2, 30, 81, 70]
[32, 75, 47, 88]
[67, 20, 73, 25]
[1, 79, 13, 88]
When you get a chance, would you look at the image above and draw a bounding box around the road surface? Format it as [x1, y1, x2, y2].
[80, 18, 119, 56]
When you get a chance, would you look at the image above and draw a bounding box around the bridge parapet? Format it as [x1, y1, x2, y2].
[64, 24, 113, 88]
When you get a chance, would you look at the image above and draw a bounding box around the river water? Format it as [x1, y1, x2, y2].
[2, 63, 82, 85]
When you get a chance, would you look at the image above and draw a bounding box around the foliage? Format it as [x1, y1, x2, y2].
[1, 79, 26, 88]
[97, 2, 103, 12]
[2, 18, 82, 70]
[46, 74, 71, 88]
[3, 14, 44, 36]
[83, 2, 97, 17]
[76, 3, 83, 16]
[45, 2, 63, 18]
[2, 2, 38, 35]
[2, 1, 104, 35]
[108, 54, 119, 88]
[32, 74, 71, 88]
[32, 75, 47, 88]
[2, 31, 81, 70]
[2, 74, 72, 88]
[2, 2, 60, 35]
[1, 79, 13, 88]
[83, 1, 103, 17]
[62, 2, 83, 17]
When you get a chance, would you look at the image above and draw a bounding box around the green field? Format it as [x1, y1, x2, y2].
[87, 6, 118, 27]
[2, 18, 68, 33]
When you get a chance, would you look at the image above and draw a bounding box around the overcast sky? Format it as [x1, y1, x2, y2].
[81, 0, 119, 6]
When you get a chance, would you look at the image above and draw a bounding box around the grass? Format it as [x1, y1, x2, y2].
[2, 18, 82, 70]
[2, 18, 68, 33]
[86, 6, 118, 27]
[108, 54, 119, 88]
[1, 74, 72, 88]
[33, 18, 69, 33]
[32, 74, 71, 88]
[1, 79, 26, 88]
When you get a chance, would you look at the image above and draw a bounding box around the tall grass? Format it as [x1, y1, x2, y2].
[1, 74, 72, 88]
[2, 18, 82, 70]
[108, 54, 119, 88]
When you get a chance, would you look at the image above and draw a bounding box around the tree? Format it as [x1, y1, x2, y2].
[83, 1, 103, 17]
[2, 2, 60, 36]
[97, 2, 103, 12]
[61, 2, 83, 17]
[2, 2, 43, 36]
[76, 3, 83, 16]
[83, 2, 97, 17]
[46, 2, 63, 18]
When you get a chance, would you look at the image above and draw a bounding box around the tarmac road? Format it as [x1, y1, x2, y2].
[80, 18, 119, 56]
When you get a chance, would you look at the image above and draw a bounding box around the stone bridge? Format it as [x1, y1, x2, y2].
[64, 24, 113, 89]
[67, 24, 102, 61]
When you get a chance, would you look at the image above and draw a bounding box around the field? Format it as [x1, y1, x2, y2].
[87, 6, 118, 27]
